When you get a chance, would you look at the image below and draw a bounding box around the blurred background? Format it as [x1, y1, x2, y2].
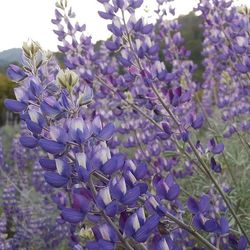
[0, 0, 249, 126]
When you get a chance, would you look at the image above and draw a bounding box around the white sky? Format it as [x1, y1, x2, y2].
[0, 0, 249, 52]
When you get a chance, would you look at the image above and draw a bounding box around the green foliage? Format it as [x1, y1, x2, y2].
[0, 74, 16, 126]
[178, 12, 204, 81]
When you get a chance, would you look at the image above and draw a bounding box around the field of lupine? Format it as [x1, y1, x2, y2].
[1, 0, 250, 249]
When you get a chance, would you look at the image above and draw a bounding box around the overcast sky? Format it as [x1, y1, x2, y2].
[0, 0, 249, 52]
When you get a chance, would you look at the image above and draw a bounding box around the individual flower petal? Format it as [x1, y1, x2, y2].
[55, 158, 71, 178]
[96, 187, 112, 209]
[136, 207, 146, 226]
[50, 126, 68, 144]
[98, 11, 114, 20]
[101, 153, 125, 174]
[61, 208, 85, 223]
[99, 224, 118, 242]
[7, 64, 27, 81]
[77, 85, 94, 106]
[39, 157, 56, 171]
[121, 186, 140, 205]
[29, 79, 43, 97]
[187, 196, 199, 214]
[191, 113, 204, 129]
[162, 122, 172, 135]
[44, 172, 68, 188]
[192, 214, 204, 231]
[238, 236, 248, 250]
[212, 143, 224, 154]
[142, 24, 153, 34]
[210, 157, 222, 173]
[19, 136, 38, 148]
[39, 139, 65, 154]
[165, 184, 180, 201]
[124, 213, 140, 237]
[72, 193, 90, 213]
[105, 40, 120, 51]
[110, 176, 127, 200]
[4, 99, 26, 113]
[92, 116, 102, 135]
[98, 123, 115, 141]
[134, 214, 160, 242]
[40, 96, 61, 117]
[199, 195, 210, 213]
[218, 216, 229, 234]
[26, 119, 43, 134]
[204, 219, 218, 232]
[105, 201, 118, 217]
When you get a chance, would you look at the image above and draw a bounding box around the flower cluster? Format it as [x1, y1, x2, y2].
[0, 132, 70, 249]
[2, 0, 250, 249]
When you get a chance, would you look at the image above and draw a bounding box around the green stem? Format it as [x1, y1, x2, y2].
[151, 84, 249, 243]
[93, 171, 218, 250]
[163, 212, 219, 250]
[98, 14, 249, 242]
[196, 95, 237, 185]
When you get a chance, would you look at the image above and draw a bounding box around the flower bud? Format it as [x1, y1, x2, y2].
[56, 69, 79, 91]
[22, 40, 41, 59]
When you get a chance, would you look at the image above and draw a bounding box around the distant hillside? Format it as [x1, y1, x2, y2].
[0, 48, 22, 69]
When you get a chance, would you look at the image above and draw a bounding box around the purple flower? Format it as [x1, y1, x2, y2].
[162, 122, 171, 134]
[92, 116, 115, 141]
[44, 158, 71, 188]
[123, 207, 160, 242]
[39, 139, 65, 155]
[19, 136, 38, 149]
[100, 153, 125, 175]
[114, 0, 125, 9]
[86, 224, 118, 250]
[105, 40, 121, 51]
[7, 64, 27, 81]
[187, 195, 210, 214]
[25, 110, 45, 135]
[110, 176, 141, 205]
[142, 24, 153, 34]
[44, 172, 68, 188]
[107, 23, 123, 37]
[209, 139, 224, 154]
[98, 11, 114, 20]
[69, 118, 92, 144]
[76, 152, 91, 182]
[61, 208, 85, 223]
[154, 174, 180, 201]
[151, 235, 175, 250]
[124, 160, 147, 180]
[193, 214, 229, 234]
[190, 113, 205, 130]
[210, 157, 222, 173]
[4, 99, 27, 113]
[39, 157, 57, 171]
[96, 187, 118, 217]
[40, 96, 62, 117]
[129, 0, 143, 9]
[229, 235, 248, 250]
[235, 64, 248, 74]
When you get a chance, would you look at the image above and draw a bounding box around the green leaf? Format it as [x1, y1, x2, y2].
[163, 151, 178, 158]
